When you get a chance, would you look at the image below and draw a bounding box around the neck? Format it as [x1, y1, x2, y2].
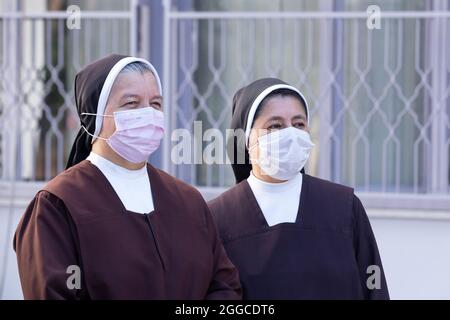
[92, 141, 146, 170]
[251, 165, 287, 183]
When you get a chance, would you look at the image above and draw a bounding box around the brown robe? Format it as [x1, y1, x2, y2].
[14, 161, 242, 300]
[208, 174, 389, 300]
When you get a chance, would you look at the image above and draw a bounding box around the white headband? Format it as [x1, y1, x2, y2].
[91, 57, 163, 143]
[244, 84, 310, 146]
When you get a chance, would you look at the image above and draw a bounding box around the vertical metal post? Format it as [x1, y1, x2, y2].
[130, 0, 139, 56]
[430, 0, 448, 193]
[162, 0, 171, 173]
[317, 0, 334, 180]
[0, 0, 20, 300]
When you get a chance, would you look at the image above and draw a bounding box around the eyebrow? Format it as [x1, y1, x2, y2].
[265, 116, 284, 122]
[292, 114, 307, 121]
[265, 114, 306, 122]
[120, 94, 140, 100]
[119, 94, 163, 101]
[151, 95, 163, 101]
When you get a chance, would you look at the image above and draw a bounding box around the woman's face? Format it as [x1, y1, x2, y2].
[98, 70, 162, 139]
[248, 94, 309, 147]
[248, 94, 309, 179]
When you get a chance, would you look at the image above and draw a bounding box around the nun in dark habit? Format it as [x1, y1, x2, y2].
[208, 78, 389, 300]
[14, 54, 241, 300]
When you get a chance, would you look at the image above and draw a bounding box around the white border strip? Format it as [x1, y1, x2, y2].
[167, 11, 450, 20]
[0, 11, 133, 19]
[2, 11, 450, 20]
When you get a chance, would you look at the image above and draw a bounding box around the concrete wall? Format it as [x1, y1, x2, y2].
[370, 217, 450, 299]
[0, 206, 25, 300]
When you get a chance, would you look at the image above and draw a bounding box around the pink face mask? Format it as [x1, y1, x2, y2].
[82, 107, 165, 163]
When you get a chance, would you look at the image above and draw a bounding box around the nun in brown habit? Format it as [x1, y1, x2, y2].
[14, 54, 242, 300]
[208, 78, 389, 300]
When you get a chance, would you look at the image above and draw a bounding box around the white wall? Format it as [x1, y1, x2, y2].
[0, 206, 25, 300]
[1, 203, 450, 300]
[370, 217, 450, 299]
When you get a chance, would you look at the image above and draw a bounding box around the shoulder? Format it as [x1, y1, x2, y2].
[207, 181, 249, 237]
[43, 161, 96, 196]
[34, 189, 66, 205]
[15, 189, 70, 250]
[305, 174, 354, 195]
[36, 161, 105, 223]
[24, 190, 68, 215]
[302, 174, 356, 233]
[207, 181, 247, 216]
[350, 193, 371, 229]
[304, 174, 354, 208]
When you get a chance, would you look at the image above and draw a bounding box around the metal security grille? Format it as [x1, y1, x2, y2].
[0, 1, 448, 211]
[162, 2, 450, 209]
[0, 4, 137, 182]
[0, 1, 138, 300]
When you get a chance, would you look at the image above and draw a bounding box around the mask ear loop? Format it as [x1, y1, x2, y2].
[81, 112, 114, 118]
[247, 127, 264, 165]
[248, 141, 259, 165]
[80, 112, 114, 141]
[248, 142, 258, 152]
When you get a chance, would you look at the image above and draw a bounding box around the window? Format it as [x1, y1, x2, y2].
[166, 0, 449, 207]
[0, 0, 134, 181]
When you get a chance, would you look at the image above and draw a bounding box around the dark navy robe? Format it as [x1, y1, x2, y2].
[208, 174, 389, 300]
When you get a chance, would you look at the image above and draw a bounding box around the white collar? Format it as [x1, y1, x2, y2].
[247, 171, 302, 193]
[246, 171, 303, 227]
[86, 152, 148, 180]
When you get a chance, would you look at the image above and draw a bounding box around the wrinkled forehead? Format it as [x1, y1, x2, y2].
[109, 69, 161, 100]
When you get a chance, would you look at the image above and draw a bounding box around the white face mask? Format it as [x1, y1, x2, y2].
[249, 127, 314, 181]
